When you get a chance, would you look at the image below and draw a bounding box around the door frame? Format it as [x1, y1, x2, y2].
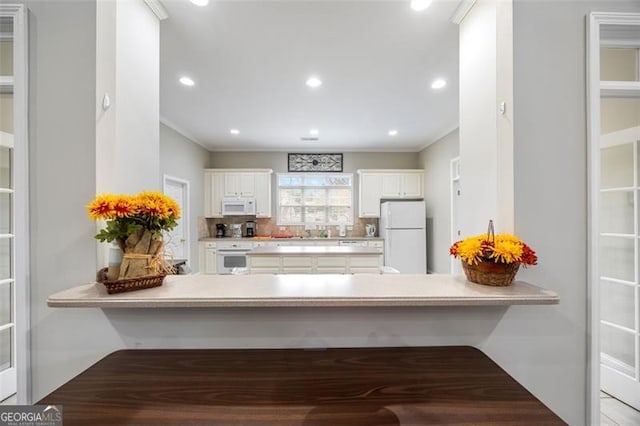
[587, 11, 640, 424]
[0, 4, 29, 404]
[163, 175, 190, 264]
[449, 157, 460, 274]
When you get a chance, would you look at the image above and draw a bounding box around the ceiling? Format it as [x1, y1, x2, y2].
[159, 0, 460, 152]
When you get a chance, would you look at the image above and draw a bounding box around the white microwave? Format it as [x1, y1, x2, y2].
[221, 197, 256, 216]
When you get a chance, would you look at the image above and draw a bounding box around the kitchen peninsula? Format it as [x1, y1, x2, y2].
[47, 274, 559, 308]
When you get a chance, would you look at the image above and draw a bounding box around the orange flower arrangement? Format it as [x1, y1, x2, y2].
[87, 191, 181, 244]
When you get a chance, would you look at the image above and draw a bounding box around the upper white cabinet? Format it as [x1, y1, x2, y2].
[224, 172, 256, 197]
[204, 169, 273, 218]
[357, 169, 424, 217]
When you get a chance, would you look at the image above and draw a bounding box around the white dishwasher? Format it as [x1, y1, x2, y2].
[338, 240, 368, 247]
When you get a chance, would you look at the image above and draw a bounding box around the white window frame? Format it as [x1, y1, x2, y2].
[276, 173, 354, 226]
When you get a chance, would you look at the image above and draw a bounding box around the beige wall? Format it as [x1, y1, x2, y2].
[418, 129, 459, 274]
[209, 151, 419, 171]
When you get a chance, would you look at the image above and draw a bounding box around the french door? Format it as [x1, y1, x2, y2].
[593, 17, 640, 411]
[0, 9, 16, 401]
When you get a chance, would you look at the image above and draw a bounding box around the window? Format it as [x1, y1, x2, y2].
[277, 173, 353, 225]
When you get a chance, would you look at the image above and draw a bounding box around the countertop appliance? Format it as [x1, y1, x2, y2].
[230, 224, 242, 238]
[365, 224, 376, 237]
[379, 200, 426, 273]
[222, 197, 256, 216]
[215, 223, 227, 238]
[245, 221, 256, 237]
[216, 240, 253, 274]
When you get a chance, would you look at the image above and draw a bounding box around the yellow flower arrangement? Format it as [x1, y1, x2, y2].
[450, 230, 537, 266]
[87, 191, 181, 244]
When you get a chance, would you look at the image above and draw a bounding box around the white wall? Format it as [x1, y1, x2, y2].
[459, 0, 498, 235]
[21, 0, 126, 402]
[418, 129, 459, 274]
[479, 1, 640, 425]
[97, 0, 160, 194]
[160, 123, 209, 272]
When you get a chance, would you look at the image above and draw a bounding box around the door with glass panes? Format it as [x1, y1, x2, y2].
[598, 41, 640, 410]
[0, 12, 16, 400]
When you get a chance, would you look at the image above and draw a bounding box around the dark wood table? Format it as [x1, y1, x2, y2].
[39, 346, 565, 425]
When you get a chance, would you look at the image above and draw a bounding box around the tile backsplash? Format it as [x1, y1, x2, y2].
[198, 216, 379, 239]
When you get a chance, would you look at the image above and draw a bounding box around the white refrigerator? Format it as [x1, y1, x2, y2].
[379, 201, 426, 273]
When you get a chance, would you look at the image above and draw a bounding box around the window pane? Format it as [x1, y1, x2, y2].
[600, 280, 635, 329]
[304, 206, 326, 223]
[279, 175, 303, 186]
[601, 98, 640, 136]
[328, 188, 351, 206]
[327, 175, 351, 186]
[0, 238, 10, 280]
[303, 189, 326, 206]
[0, 146, 11, 188]
[599, 236, 634, 281]
[328, 207, 352, 224]
[0, 40, 12, 76]
[280, 188, 302, 206]
[0, 327, 10, 370]
[600, 190, 634, 234]
[601, 144, 634, 189]
[601, 323, 635, 373]
[0, 192, 10, 234]
[600, 47, 639, 81]
[279, 206, 302, 223]
[0, 281, 10, 326]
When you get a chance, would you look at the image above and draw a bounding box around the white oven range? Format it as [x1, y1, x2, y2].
[216, 240, 254, 274]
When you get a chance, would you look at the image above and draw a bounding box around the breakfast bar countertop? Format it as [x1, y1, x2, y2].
[47, 274, 559, 308]
[247, 246, 383, 255]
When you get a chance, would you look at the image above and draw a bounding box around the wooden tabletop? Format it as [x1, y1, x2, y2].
[39, 346, 565, 425]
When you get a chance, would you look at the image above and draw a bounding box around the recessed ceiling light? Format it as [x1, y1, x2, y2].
[309, 129, 319, 136]
[306, 76, 323, 88]
[410, 0, 433, 12]
[179, 76, 195, 86]
[431, 79, 447, 89]
[190, 0, 209, 6]
[230, 129, 240, 135]
[388, 130, 398, 136]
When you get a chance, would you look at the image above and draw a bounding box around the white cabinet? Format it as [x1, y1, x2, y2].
[224, 173, 256, 197]
[204, 169, 273, 218]
[204, 171, 224, 217]
[359, 173, 383, 217]
[253, 172, 272, 218]
[357, 169, 424, 217]
[198, 242, 217, 274]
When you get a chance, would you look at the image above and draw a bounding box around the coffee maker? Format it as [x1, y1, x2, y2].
[215, 223, 226, 238]
[245, 221, 256, 237]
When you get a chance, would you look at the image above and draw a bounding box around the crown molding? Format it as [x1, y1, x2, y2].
[450, 0, 476, 25]
[144, 0, 168, 21]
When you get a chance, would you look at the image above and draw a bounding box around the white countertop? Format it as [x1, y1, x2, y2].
[47, 274, 559, 308]
[199, 237, 383, 242]
[247, 246, 383, 256]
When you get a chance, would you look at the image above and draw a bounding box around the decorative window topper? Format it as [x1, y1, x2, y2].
[288, 153, 343, 172]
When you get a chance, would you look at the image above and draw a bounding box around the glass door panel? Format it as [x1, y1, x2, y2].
[0, 12, 15, 402]
[598, 33, 640, 410]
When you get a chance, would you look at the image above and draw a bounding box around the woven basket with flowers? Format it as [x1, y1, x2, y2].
[449, 220, 537, 286]
[87, 191, 181, 293]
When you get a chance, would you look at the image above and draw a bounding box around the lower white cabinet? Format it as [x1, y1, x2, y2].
[198, 242, 217, 274]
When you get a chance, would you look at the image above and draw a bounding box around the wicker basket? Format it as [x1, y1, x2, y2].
[461, 261, 520, 287]
[97, 267, 166, 294]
